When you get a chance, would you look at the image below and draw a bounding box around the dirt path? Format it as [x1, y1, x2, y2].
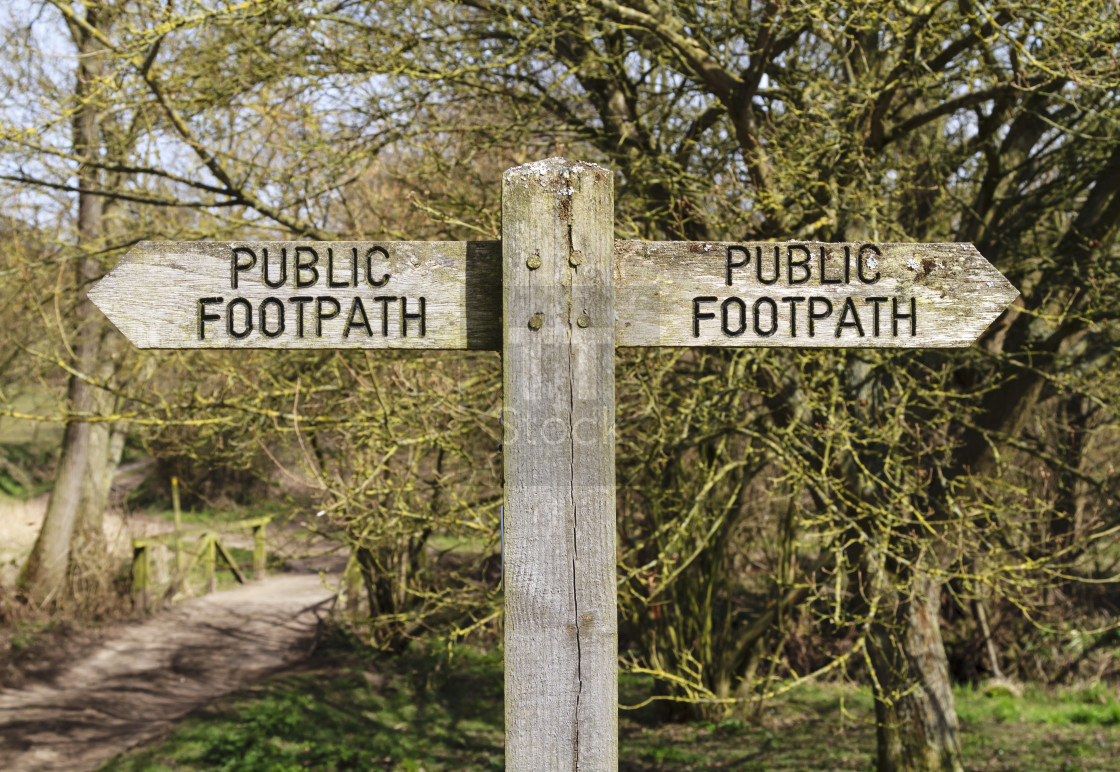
[0, 573, 337, 772]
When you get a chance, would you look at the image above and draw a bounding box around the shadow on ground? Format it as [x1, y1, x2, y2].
[0, 573, 336, 772]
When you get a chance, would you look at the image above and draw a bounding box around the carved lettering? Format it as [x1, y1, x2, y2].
[835, 297, 865, 337]
[726, 246, 749, 286]
[262, 247, 287, 289]
[365, 247, 391, 287]
[787, 245, 811, 285]
[259, 297, 285, 338]
[718, 243, 884, 287]
[819, 246, 845, 285]
[327, 248, 349, 288]
[291, 296, 314, 337]
[295, 247, 319, 288]
[193, 293, 429, 340]
[401, 296, 426, 337]
[753, 297, 777, 336]
[374, 296, 398, 336]
[757, 246, 779, 285]
[199, 297, 223, 339]
[866, 297, 888, 336]
[344, 297, 372, 337]
[315, 296, 341, 336]
[892, 296, 916, 336]
[857, 244, 881, 284]
[231, 248, 256, 289]
[807, 296, 832, 337]
[692, 296, 717, 337]
[227, 244, 392, 291]
[689, 293, 917, 341]
[227, 298, 253, 339]
[781, 296, 805, 336]
[721, 297, 746, 336]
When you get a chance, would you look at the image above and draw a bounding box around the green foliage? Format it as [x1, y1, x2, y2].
[0, 395, 67, 497]
[98, 637, 506, 772]
[95, 637, 1120, 771]
[7, 619, 56, 652]
[957, 683, 1120, 728]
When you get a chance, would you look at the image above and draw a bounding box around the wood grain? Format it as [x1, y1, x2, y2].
[502, 158, 618, 771]
[613, 240, 1019, 347]
[91, 240, 1016, 350]
[88, 240, 501, 350]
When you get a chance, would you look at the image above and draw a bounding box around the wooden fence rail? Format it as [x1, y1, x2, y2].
[130, 506, 271, 611]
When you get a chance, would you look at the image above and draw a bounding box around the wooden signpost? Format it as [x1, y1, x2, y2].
[90, 157, 1018, 771]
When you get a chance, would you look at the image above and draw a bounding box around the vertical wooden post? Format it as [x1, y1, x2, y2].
[502, 158, 617, 771]
[131, 542, 150, 611]
[345, 553, 362, 617]
[171, 476, 183, 572]
[205, 533, 217, 594]
[253, 521, 267, 580]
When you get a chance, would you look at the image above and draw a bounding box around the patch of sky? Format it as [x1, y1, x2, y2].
[1, 1, 90, 227]
[0, 5, 356, 228]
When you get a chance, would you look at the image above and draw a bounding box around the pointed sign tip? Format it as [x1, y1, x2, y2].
[86, 275, 108, 313]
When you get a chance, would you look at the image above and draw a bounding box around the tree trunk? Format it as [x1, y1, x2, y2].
[20, 6, 110, 605]
[21, 387, 96, 604]
[74, 191, 136, 556]
[70, 415, 127, 597]
[75, 324, 128, 545]
[868, 576, 964, 772]
[78, 420, 125, 539]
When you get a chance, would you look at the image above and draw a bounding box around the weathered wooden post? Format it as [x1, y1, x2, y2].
[204, 532, 217, 594]
[252, 520, 267, 580]
[344, 554, 362, 617]
[502, 159, 618, 769]
[171, 476, 183, 572]
[131, 541, 150, 611]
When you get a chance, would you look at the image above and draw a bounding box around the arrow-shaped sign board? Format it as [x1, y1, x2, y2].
[89, 239, 1017, 350]
[616, 240, 1017, 347]
[88, 241, 504, 351]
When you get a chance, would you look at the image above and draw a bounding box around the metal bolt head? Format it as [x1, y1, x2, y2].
[576, 312, 590, 328]
[526, 254, 541, 270]
[569, 250, 583, 266]
[528, 313, 543, 330]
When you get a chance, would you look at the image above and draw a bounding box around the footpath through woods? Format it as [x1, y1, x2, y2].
[0, 572, 336, 772]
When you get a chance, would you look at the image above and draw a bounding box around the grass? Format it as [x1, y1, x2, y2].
[96, 632, 1120, 772]
[956, 682, 1120, 728]
[0, 387, 64, 497]
[6, 619, 60, 652]
[98, 634, 506, 772]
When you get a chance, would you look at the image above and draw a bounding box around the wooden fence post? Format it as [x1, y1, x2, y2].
[345, 553, 362, 617]
[131, 542, 150, 611]
[171, 476, 183, 571]
[253, 521, 267, 580]
[204, 533, 217, 594]
[502, 158, 617, 770]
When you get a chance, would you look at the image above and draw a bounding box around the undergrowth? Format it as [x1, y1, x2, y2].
[96, 629, 1120, 772]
